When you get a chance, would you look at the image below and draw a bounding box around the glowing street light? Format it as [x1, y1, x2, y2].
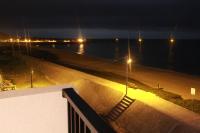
[127, 58, 132, 64]
[30, 70, 34, 88]
[191, 87, 196, 96]
[169, 33, 175, 44]
[138, 32, 143, 43]
[191, 87, 196, 111]
[31, 70, 34, 75]
[170, 38, 174, 43]
[125, 56, 132, 95]
[138, 38, 142, 43]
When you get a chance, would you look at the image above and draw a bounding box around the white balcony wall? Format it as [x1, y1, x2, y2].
[0, 86, 68, 133]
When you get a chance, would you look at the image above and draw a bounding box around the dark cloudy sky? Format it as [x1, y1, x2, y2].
[0, 0, 200, 38]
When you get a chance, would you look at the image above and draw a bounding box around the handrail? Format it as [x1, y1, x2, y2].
[62, 88, 116, 133]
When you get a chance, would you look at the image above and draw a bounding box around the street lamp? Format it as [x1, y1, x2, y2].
[169, 33, 175, 44]
[138, 38, 142, 43]
[30, 70, 34, 88]
[191, 87, 196, 111]
[126, 56, 132, 95]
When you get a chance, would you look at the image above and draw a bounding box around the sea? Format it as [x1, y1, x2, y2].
[34, 39, 200, 76]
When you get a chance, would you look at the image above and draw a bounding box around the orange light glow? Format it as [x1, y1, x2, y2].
[9, 38, 13, 42]
[64, 40, 71, 43]
[138, 38, 142, 42]
[127, 58, 132, 64]
[170, 38, 174, 43]
[77, 38, 84, 43]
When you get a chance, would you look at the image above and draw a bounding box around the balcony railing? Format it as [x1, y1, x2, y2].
[62, 88, 116, 133]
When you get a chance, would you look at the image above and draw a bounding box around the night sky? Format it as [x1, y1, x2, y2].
[0, 0, 200, 38]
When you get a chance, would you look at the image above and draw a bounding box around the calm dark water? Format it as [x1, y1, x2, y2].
[35, 39, 200, 76]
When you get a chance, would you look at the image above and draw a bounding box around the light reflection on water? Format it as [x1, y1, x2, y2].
[30, 39, 200, 75]
[77, 43, 85, 55]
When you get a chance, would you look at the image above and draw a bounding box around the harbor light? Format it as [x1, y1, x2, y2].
[77, 38, 84, 43]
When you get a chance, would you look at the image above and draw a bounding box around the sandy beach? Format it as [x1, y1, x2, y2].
[31, 46, 200, 100]
[19, 54, 200, 133]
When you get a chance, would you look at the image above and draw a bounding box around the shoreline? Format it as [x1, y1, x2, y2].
[8, 45, 200, 113]
[19, 54, 200, 132]
[30, 46, 200, 99]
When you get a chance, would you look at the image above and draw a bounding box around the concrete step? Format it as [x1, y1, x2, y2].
[106, 95, 136, 121]
[124, 95, 134, 101]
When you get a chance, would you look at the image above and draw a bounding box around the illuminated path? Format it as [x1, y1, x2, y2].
[31, 47, 200, 100]
[21, 56, 200, 132]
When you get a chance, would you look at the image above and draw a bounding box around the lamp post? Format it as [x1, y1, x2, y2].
[126, 57, 132, 95]
[169, 33, 175, 44]
[30, 70, 34, 88]
[191, 87, 196, 111]
[170, 38, 174, 44]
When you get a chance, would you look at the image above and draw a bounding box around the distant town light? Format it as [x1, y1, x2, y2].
[10, 38, 13, 42]
[64, 40, 71, 43]
[48, 40, 57, 43]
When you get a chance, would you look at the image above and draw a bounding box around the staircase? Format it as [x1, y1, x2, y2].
[106, 95, 135, 121]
